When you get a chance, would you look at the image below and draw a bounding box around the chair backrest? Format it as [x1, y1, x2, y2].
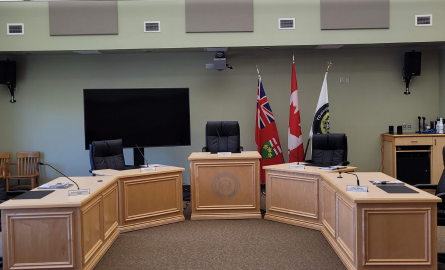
[16, 151, 40, 176]
[205, 121, 241, 154]
[0, 152, 10, 178]
[90, 139, 126, 171]
[311, 133, 348, 167]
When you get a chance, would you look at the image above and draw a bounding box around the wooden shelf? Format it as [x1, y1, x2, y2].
[395, 150, 431, 153]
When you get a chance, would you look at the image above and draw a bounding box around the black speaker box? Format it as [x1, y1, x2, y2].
[389, 126, 394, 134]
[397, 126, 403, 134]
[404, 52, 421, 77]
[0, 60, 16, 85]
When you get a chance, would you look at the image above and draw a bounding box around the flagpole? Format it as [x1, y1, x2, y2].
[326, 61, 332, 72]
[303, 138, 311, 161]
[256, 64, 260, 75]
[292, 51, 294, 63]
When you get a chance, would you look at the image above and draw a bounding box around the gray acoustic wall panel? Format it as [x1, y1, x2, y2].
[185, 0, 253, 33]
[320, 0, 389, 30]
[49, 1, 118, 36]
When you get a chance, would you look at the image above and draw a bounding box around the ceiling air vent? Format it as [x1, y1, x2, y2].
[415, 15, 432, 26]
[144, 21, 161, 33]
[278, 18, 295, 30]
[7, 23, 24, 35]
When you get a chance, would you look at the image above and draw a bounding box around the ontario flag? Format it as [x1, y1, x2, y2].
[288, 61, 304, 163]
[255, 74, 285, 184]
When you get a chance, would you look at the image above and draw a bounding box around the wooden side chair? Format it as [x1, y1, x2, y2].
[4, 152, 40, 191]
[0, 153, 10, 180]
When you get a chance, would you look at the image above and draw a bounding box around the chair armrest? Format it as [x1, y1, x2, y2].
[436, 192, 445, 201]
[339, 161, 350, 166]
[414, 184, 438, 190]
[304, 160, 314, 163]
[240, 146, 243, 152]
[202, 147, 208, 152]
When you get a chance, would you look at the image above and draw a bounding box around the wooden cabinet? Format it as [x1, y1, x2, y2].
[381, 134, 445, 184]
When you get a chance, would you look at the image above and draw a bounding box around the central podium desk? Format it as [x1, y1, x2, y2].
[263, 163, 357, 230]
[188, 151, 261, 220]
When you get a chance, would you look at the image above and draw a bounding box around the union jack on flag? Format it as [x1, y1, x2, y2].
[257, 77, 275, 130]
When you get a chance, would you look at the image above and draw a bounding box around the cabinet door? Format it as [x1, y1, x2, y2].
[432, 137, 445, 184]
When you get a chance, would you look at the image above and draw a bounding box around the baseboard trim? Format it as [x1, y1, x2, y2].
[191, 212, 262, 220]
[264, 213, 322, 231]
[119, 215, 185, 233]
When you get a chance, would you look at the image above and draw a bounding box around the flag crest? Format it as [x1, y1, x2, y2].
[255, 75, 285, 183]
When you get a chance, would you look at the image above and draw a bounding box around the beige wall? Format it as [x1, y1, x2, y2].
[0, 47, 439, 184]
[440, 46, 445, 117]
[0, 0, 444, 52]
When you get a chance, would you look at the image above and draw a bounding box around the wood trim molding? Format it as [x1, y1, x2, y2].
[362, 207, 431, 266]
[322, 181, 336, 238]
[119, 215, 185, 233]
[194, 161, 257, 211]
[102, 184, 118, 240]
[191, 212, 261, 220]
[336, 194, 356, 263]
[80, 197, 103, 264]
[264, 213, 322, 231]
[123, 175, 181, 221]
[6, 211, 75, 269]
[268, 173, 318, 219]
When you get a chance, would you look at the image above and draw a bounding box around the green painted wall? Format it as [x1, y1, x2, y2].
[440, 46, 445, 117]
[0, 47, 439, 184]
[0, 0, 444, 52]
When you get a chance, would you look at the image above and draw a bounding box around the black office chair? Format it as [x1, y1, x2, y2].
[415, 146, 445, 263]
[202, 121, 243, 154]
[89, 139, 138, 173]
[305, 133, 350, 167]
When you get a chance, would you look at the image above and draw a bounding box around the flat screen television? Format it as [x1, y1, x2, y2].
[83, 88, 191, 150]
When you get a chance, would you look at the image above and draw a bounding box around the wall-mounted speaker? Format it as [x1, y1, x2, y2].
[404, 51, 421, 77]
[0, 60, 16, 86]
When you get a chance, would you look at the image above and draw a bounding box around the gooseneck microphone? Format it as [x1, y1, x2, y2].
[215, 128, 221, 153]
[39, 162, 80, 190]
[135, 144, 149, 166]
[288, 149, 300, 165]
[338, 171, 360, 186]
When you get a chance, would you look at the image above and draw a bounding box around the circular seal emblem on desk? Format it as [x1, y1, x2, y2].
[212, 173, 239, 199]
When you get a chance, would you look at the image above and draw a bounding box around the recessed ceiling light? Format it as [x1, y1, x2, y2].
[315, 45, 344, 49]
[73, 50, 102, 55]
[204, 47, 228, 52]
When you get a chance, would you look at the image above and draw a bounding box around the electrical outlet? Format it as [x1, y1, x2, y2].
[403, 123, 407, 130]
[408, 123, 412, 130]
[345, 77, 350, 83]
[340, 77, 344, 83]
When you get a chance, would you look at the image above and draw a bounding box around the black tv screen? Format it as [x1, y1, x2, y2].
[83, 88, 191, 149]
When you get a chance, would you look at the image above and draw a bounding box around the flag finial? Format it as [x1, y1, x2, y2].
[326, 61, 332, 72]
[256, 64, 260, 75]
[292, 51, 294, 63]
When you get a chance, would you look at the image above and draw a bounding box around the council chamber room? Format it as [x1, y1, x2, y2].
[0, 0, 444, 270]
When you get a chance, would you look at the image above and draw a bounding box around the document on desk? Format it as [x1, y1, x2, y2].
[94, 172, 113, 176]
[319, 166, 347, 171]
[38, 183, 73, 189]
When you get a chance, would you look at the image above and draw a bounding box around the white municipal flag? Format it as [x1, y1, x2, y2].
[309, 72, 330, 138]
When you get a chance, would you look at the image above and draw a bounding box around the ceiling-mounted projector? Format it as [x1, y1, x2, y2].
[206, 50, 233, 71]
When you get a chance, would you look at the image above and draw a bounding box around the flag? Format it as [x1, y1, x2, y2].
[288, 62, 304, 163]
[309, 72, 330, 138]
[255, 74, 285, 184]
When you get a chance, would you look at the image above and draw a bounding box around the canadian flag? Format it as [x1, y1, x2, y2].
[288, 62, 304, 163]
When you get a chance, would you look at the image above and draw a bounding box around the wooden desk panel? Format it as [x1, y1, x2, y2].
[321, 172, 439, 270]
[263, 163, 357, 230]
[189, 151, 261, 220]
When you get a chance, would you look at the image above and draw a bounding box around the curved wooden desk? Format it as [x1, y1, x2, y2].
[0, 166, 185, 270]
[264, 164, 441, 270]
[263, 163, 357, 230]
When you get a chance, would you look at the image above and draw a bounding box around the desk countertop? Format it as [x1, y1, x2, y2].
[93, 165, 184, 178]
[263, 162, 357, 175]
[188, 151, 261, 160]
[321, 172, 441, 203]
[0, 176, 117, 210]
